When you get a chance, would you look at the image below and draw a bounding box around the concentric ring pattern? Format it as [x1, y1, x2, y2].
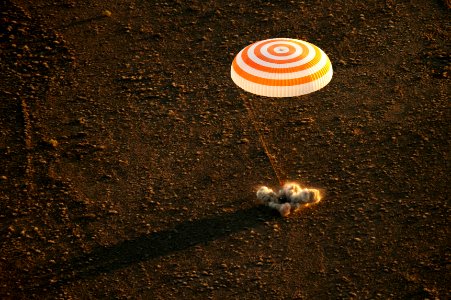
[231, 38, 333, 97]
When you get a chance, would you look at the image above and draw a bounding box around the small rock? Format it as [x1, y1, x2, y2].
[102, 10, 112, 17]
[48, 139, 58, 148]
[81, 213, 97, 219]
[239, 138, 249, 144]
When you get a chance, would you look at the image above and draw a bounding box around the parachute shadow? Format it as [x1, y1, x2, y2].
[27, 206, 278, 292]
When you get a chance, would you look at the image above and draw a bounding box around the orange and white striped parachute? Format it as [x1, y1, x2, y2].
[231, 38, 333, 97]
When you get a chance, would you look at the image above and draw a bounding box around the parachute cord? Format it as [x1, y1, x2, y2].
[243, 97, 285, 186]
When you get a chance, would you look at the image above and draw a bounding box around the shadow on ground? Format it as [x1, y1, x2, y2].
[25, 206, 277, 292]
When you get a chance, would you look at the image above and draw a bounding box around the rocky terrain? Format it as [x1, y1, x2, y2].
[1, 0, 449, 298]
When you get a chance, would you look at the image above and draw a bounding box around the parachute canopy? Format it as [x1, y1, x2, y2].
[231, 38, 333, 97]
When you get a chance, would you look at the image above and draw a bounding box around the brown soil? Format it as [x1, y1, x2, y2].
[1, 0, 450, 299]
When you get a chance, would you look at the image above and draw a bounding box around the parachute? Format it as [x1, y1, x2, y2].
[231, 38, 333, 97]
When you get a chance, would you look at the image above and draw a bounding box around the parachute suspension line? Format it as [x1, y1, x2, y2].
[243, 97, 285, 186]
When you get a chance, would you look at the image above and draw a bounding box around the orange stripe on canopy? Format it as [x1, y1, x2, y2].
[240, 43, 321, 74]
[232, 58, 332, 87]
[249, 39, 310, 65]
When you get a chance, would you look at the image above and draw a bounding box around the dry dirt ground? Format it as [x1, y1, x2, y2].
[1, 0, 450, 299]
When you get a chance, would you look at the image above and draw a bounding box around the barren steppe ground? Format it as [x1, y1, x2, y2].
[1, 0, 450, 299]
